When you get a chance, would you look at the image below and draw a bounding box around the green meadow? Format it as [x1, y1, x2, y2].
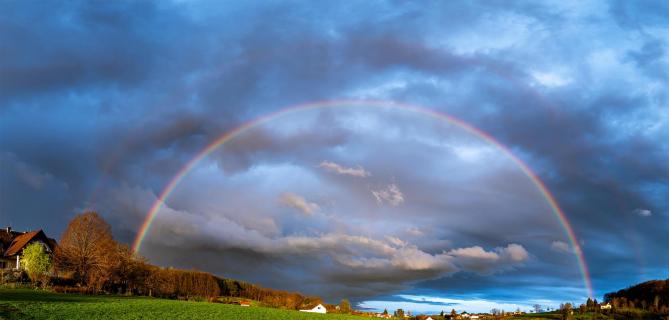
[0, 288, 366, 320]
[509, 310, 661, 320]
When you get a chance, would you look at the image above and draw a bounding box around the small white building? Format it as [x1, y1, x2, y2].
[300, 304, 327, 314]
[601, 303, 612, 310]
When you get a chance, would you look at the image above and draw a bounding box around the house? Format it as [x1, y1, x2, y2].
[600, 303, 612, 310]
[300, 304, 327, 314]
[0, 227, 57, 270]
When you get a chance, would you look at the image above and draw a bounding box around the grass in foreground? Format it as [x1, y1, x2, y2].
[0, 288, 365, 320]
[509, 310, 664, 320]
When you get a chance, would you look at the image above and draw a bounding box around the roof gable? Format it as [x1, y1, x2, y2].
[0, 231, 22, 249]
[4, 230, 53, 256]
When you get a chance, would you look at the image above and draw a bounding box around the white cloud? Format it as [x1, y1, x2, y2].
[447, 243, 528, 263]
[391, 246, 453, 271]
[451, 145, 490, 162]
[633, 208, 652, 217]
[448, 244, 529, 273]
[406, 227, 424, 237]
[273, 234, 527, 276]
[503, 243, 529, 262]
[448, 246, 500, 261]
[551, 240, 571, 253]
[372, 183, 404, 206]
[148, 200, 529, 284]
[531, 70, 572, 87]
[385, 236, 407, 247]
[319, 160, 370, 177]
[361, 294, 538, 314]
[279, 193, 319, 215]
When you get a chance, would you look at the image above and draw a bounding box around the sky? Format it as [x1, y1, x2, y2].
[1, 0, 668, 314]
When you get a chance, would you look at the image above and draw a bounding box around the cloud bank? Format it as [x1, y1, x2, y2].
[2, 0, 668, 307]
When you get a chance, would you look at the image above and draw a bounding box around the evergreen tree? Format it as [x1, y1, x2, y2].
[586, 298, 594, 312]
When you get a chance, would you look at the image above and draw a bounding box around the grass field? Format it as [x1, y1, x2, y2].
[0, 288, 366, 320]
[508, 310, 664, 320]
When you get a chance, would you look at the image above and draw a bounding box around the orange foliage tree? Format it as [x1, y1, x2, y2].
[55, 211, 121, 290]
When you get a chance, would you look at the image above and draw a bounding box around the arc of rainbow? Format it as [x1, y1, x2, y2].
[132, 99, 594, 298]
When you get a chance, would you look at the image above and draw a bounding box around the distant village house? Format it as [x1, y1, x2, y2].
[0, 227, 57, 270]
[299, 304, 327, 314]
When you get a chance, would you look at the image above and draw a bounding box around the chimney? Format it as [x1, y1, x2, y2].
[5, 226, 11, 233]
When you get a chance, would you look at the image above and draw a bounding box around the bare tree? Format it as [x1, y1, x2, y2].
[533, 304, 543, 313]
[55, 211, 116, 288]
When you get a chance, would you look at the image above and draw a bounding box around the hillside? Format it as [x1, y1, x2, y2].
[604, 279, 669, 312]
[0, 288, 363, 320]
[216, 275, 326, 310]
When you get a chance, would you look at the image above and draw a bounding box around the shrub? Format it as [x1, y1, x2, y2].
[22, 242, 52, 286]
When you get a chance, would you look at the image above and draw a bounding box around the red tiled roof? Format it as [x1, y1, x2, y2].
[0, 231, 22, 249]
[4, 230, 42, 256]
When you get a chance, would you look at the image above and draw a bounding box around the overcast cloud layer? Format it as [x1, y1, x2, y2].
[1, 0, 668, 313]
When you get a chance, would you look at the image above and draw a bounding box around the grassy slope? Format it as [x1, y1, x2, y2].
[510, 312, 609, 320]
[510, 312, 561, 319]
[509, 310, 663, 320]
[0, 288, 365, 320]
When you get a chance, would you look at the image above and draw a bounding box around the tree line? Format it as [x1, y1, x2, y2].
[603, 279, 669, 314]
[28, 211, 327, 310]
[552, 283, 669, 320]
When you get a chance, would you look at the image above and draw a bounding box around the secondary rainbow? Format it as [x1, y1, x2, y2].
[132, 99, 594, 298]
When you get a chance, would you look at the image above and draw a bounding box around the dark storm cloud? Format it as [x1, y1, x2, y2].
[0, 1, 170, 104]
[212, 115, 351, 174]
[125, 110, 549, 303]
[137, 194, 532, 301]
[609, 0, 669, 29]
[1, 0, 668, 308]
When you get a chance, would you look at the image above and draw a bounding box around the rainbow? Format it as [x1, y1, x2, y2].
[132, 99, 594, 298]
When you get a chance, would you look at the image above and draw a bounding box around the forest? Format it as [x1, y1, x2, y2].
[603, 279, 669, 314]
